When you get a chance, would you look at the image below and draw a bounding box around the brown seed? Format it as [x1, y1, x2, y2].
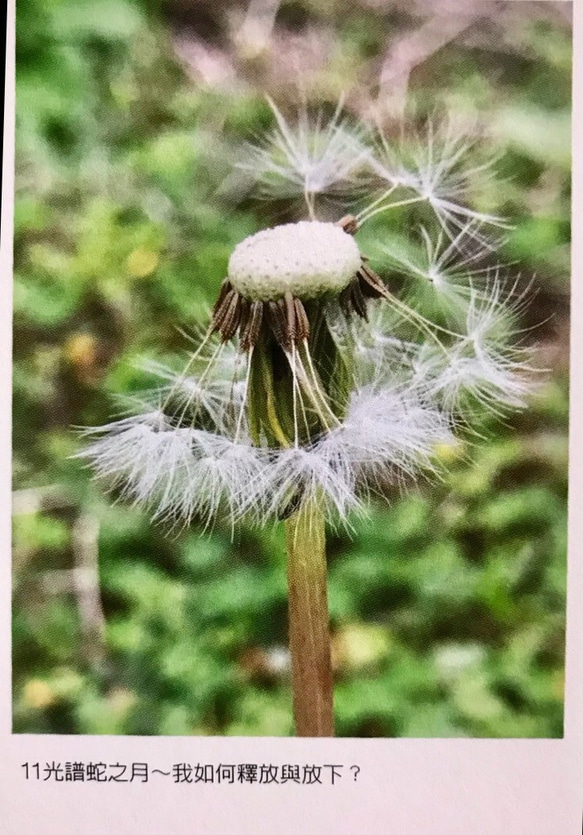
[212, 288, 242, 342]
[284, 291, 297, 345]
[220, 291, 243, 342]
[339, 284, 353, 318]
[213, 279, 233, 314]
[350, 280, 368, 320]
[293, 297, 310, 343]
[212, 288, 236, 331]
[358, 264, 387, 299]
[238, 298, 251, 337]
[337, 215, 359, 235]
[267, 300, 289, 349]
[241, 300, 264, 351]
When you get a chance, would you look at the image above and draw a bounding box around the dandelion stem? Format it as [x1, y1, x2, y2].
[284, 499, 334, 737]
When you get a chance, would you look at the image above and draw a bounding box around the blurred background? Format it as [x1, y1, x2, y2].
[13, 0, 571, 737]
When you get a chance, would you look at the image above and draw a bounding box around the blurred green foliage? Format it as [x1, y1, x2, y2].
[13, 0, 570, 736]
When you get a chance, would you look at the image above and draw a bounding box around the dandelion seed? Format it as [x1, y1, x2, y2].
[380, 221, 502, 309]
[239, 98, 372, 217]
[403, 278, 537, 419]
[366, 119, 509, 236]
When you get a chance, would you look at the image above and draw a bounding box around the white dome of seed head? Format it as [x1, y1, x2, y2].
[228, 221, 362, 301]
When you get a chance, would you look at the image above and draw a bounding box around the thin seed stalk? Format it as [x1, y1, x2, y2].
[284, 499, 334, 737]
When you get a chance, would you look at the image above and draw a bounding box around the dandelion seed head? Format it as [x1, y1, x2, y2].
[80, 102, 538, 531]
[228, 221, 361, 301]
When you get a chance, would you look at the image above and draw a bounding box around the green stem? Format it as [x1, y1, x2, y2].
[284, 501, 334, 737]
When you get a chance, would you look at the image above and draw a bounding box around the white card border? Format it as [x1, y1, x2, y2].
[1, 1, 581, 832]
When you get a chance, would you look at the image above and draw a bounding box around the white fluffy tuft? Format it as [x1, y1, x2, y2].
[251, 446, 362, 524]
[78, 415, 269, 528]
[240, 99, 371, 213]
[317, 386, 453, 487]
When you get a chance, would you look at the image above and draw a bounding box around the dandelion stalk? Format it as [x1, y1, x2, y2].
[284, 499, 333, 737]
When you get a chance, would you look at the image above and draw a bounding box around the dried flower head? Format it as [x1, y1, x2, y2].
[79, 102, 536, 529]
